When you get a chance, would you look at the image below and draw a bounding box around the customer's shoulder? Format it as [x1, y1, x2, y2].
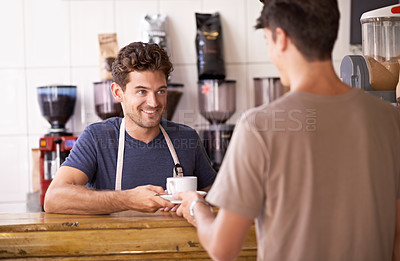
[355, 89, 399, 113]
[243, 93, 294, 120]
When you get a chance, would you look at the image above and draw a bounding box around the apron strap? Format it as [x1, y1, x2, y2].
[115, 118, 125, 191]
[160, 125, 184, 177]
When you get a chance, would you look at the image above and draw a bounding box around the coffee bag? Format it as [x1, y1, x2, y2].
[142, 14, 169, 55]
[195, 13, 226, 80]
[98, 33, 119, 81]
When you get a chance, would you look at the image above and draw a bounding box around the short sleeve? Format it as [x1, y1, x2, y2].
[62, 126, 98, 181]
[206, 114, 269, 219]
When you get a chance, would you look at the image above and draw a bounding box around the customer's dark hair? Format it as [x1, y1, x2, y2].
[112, 42, 173, 91]
[255, 0, 339, 61]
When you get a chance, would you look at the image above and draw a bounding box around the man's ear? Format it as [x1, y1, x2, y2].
[111, 82, 123, 102]
[275, 27, 288, 52]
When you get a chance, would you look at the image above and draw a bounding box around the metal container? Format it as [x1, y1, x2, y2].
[93, 80, 123, 120]
[198, 79, 236, 124]
[37, 85, 77, 130]
[361, 4, 400, 91]
[163, 83, 184, 120]
[254, 77, 284, 107]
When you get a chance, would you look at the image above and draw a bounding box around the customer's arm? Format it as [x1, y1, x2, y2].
[393, 199, 400, 261]
[176, 191, 253, 261]
[44, 166, 175, 214]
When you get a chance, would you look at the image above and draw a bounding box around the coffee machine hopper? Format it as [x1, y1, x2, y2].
[37, 85, 78, 210]
[340, 4, 400, 104]
[94, 80, 123, 120]
[253, 77, 288, 107]
[164, 83, 184, 120]
[198, 79, 236, 171]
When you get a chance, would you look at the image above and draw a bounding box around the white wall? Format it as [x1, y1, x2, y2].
[0, 0, 351, 212]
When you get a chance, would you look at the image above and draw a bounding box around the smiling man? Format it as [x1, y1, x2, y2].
[44, 42, 216, 215]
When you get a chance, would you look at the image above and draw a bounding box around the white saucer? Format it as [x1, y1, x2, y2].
[160, 191, 207, 204]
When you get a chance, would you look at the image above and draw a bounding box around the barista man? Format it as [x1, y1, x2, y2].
[44, 42, 216, 215]
[175, 0, 400, 260]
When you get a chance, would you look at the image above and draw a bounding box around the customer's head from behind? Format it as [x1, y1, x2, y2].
[112, 42, 173, 91]
[255, 0, 340, 62]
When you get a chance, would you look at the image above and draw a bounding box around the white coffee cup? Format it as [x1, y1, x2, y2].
[166, 176, 197, 194]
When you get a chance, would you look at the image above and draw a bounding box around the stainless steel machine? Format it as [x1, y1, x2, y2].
[164, 83, 184, 120]
[198, 79, 236, 171]
[253, 77, 287, 107]
[340, 4, 400, 104]
[94, 80, 123, 120]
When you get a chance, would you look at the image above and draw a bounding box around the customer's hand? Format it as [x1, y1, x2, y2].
[175, 191, 203, 226]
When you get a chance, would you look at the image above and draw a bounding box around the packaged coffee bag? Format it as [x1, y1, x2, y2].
[98, 33, 119, 81]
[142, 14, 169, 55]
[195, 12, 226, 80]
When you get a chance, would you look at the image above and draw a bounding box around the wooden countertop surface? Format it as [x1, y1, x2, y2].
[0, 210, 257, 260]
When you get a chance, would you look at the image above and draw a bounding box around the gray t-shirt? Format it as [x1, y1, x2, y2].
[63, 117, 216, 190]
[207, 89, 400, 261]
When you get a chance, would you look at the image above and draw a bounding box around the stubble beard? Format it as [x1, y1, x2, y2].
[126, 109, 164, 129]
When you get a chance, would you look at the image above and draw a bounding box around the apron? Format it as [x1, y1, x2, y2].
[115, 118, 184, 190]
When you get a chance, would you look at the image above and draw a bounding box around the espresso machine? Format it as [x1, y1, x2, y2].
[340, 4, 400, 104]
[199, 79, 236, 171]
[38, 85, 77, 209]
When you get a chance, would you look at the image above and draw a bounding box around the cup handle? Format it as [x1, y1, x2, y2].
[167, 181, 175, 195]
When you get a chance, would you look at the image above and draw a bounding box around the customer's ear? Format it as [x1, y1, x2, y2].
[275, 27, 288, 52]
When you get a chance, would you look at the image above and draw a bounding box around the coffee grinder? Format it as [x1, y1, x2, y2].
[253, 77, 289, 107]
[37, 85, 78, 209]
[340, 4, 400, 104]
[164, 83, 184, 120]
[199, 79, 236, 171]
[94, 80, 123, 120]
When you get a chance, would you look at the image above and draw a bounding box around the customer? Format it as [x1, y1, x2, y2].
[176, 0, 400, 260]
[44, 42, 216, 215]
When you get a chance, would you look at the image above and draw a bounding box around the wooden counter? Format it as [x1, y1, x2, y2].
[0, 210, 257, 260]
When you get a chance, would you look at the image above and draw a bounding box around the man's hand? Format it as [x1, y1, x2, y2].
[175, 191, 205, 226]
[125, 185, 175, 213]
[175, 191, 253, 261]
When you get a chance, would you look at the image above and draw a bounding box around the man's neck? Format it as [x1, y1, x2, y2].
[124, 119, 161, 144]
[285, 52, 351, 95]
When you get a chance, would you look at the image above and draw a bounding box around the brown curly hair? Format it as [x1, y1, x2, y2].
[112, 42, 173, 91]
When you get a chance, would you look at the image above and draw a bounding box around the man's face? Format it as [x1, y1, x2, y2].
[121, 70, 167, 130]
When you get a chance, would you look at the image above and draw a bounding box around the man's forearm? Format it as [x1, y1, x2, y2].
[44, 184, 128, 214]
[192, 203, 218, 254]
[193, 204, 243, 261]
[194, 206, 252, 261]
